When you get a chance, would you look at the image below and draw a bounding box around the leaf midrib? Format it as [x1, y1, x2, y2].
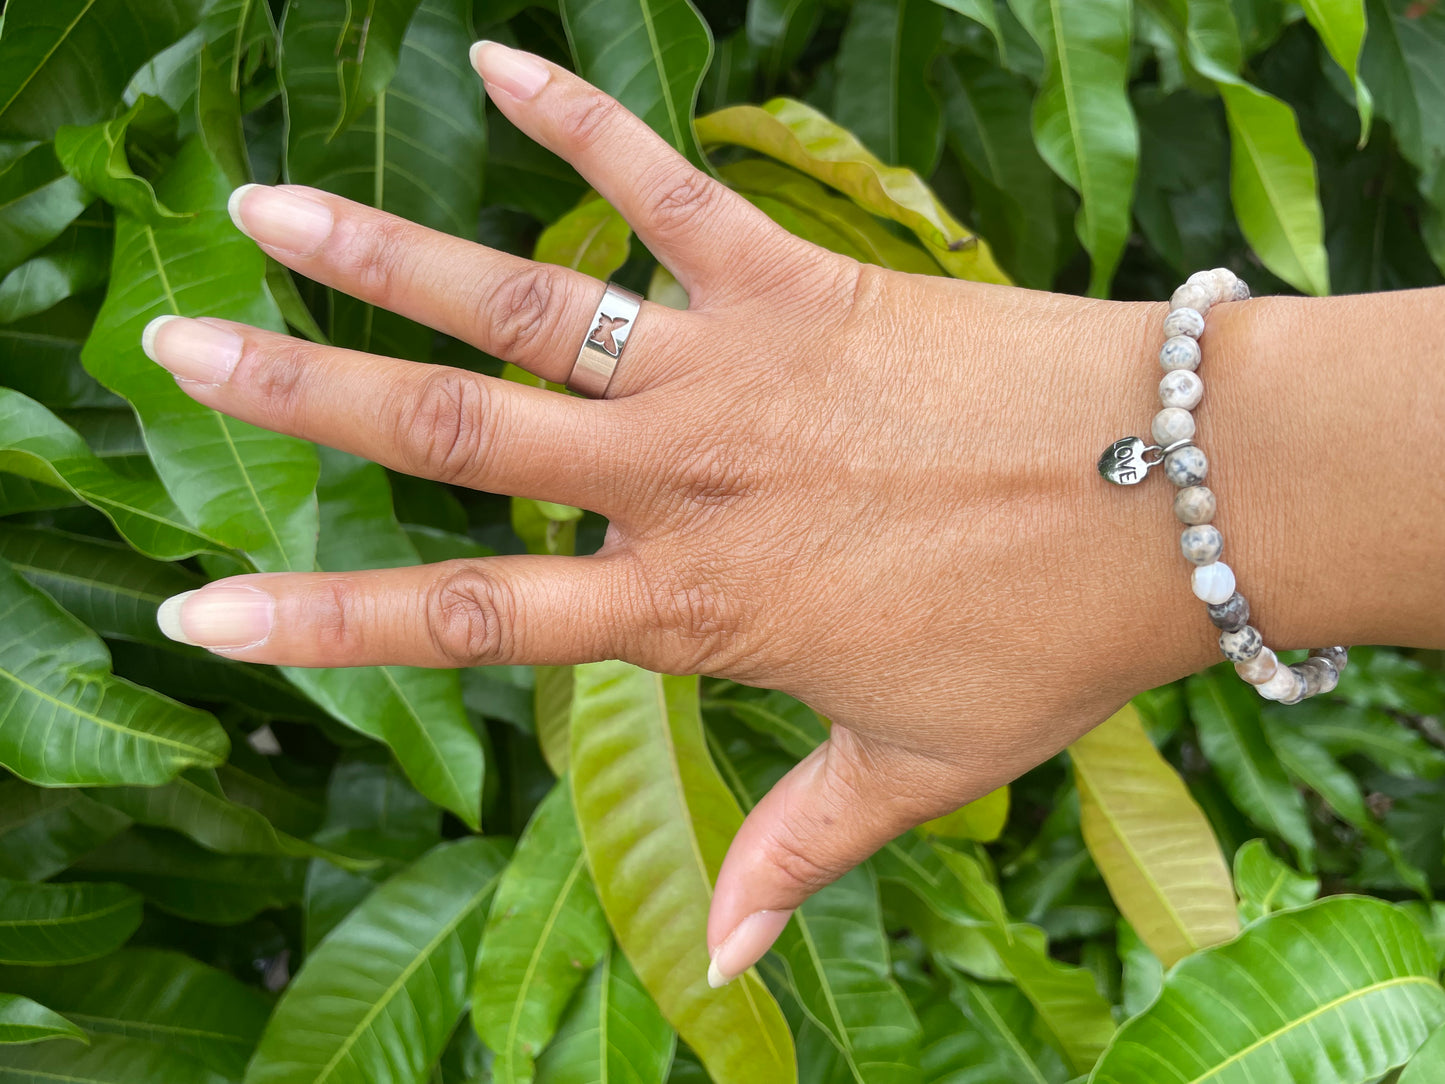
[500, 851, 588, 1069]
[0, 0, 99, 119]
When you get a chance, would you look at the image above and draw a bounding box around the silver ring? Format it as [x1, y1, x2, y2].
[567, 283, 642, 398]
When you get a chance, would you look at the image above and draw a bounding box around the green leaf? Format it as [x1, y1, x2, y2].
[0, 558, 228, 787]
[69, 827, 305, 925]
[1270, 700, 1445, 780]
[0, 210, 111, 324]
[0, 881, 141, 966]
[0, 391, 220, 561]
[695, 99, 1011, 282]
[1232, 839, 1318, 923]
[1089, 896, 1445, 1083]
[244, 837, 511, 1084]
[535, 945, 677, 1084]
[54, 98, 185, 225]
[559, 0, 713, 168]
[833, 0, 945, 176]
[0, 781, 130, 883]
[281, 0, 486, 360]
[747, 0, 823, 86]
[0, 949, 270, 1077]
[1185, 668, 1314, 864]
[1399, 1022, 1445, 1084]
[1006, 0, 1137, 295]
[330, 0, 425, 138]
[770, 866, 923, 1084]
[718, 160, 945, 274]
[282, 447, 484, 831]
[0, 143, 89, 278]
[0, 0, 204, 140]
[472, 782, 610, 1084]
[944, 974, 1071, 1084]
[1070, 703, 1238, 968]
[702, 689, 829, 761]
[536, 193, 634, 277]
[569, 662, 796, 1084]
[1299, 0, 1372, 140]
[0, 1032, 227, 1083]
[920, 787, 1010, 844]
[0, 996, 85, 1047]
[80, 137, 320, 573]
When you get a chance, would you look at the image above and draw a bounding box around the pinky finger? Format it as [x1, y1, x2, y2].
[156, 555, 638, 669]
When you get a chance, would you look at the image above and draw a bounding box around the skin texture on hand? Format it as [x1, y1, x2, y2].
[142, 43, 1445, 990]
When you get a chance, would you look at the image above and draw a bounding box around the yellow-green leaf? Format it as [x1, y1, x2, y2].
[920, 786, 1010, 844]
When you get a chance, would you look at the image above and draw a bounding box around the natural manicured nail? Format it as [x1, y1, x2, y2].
[157, 586, 275, 650]
[706, 909, 793, 989]
[469, 40, 550, 99]
[228, 184, 335, 255]
[141, 316, 243, 385]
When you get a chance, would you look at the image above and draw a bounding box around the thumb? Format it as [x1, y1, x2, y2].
[705, 725, 958, 988]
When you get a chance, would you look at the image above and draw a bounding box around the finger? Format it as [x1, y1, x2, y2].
[704, 728, 963, 988]
[142, 316, 633, 512]
[226, 182, 680, 393]
[470, 41, 787, 295]
[155, 555, 640, 668]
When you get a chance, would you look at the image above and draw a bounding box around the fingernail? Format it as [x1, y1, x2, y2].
[141, 316, 243, 385]
[706, 909, 793, 989]
[228, 184, 334, 256]
[157, 586, 275, 650]
[469, 41, 550, 99]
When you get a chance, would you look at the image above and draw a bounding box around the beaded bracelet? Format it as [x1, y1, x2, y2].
[1097, 267, 1348, 704]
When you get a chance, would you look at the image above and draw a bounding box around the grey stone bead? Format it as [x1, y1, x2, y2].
[1280, 665, 1313, 704]
[1295, 657, 1340, 696]
[1181, 524, 1223, 565]
[1236, 645, 1278, 684]
[1152, 407, 1196, 447]
[1170, 283, 1213, 315]
[1174, 485, 1216, 525]
[1164, 445, 1208, 487]
[1207, 590, 1249, 631]
[1163, 307, 1205, 339]
[1256, 665, 1303, 701]
[1309, 646, 1349, 672]
[1219, 624, 1264, 662]
[1227, 277, 1251, 301]
[1160, 335, 1202, 372]
[1159, 369, 1204, 410]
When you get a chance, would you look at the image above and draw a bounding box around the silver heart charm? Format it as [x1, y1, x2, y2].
[1099, 436, 1152, 485]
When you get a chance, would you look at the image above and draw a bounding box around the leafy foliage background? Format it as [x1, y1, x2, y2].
[0, 0, 1444, 1081]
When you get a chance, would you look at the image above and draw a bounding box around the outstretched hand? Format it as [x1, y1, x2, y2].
[144, 42, 1228, 987]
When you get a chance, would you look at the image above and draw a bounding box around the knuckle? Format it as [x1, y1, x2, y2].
[640, 568, 745, 675]
[339, 215, 413, 306]
[396, 371, 492, 485]
[668, 447, 753, 509]
[487, 265, 559, 360]
[245, 340, 314, 419]
[758, 827, 842, 894]
[425, 565, 516, 666]
[563, 93, 624, 154]
[312, 578, 357, 654]
[640, 163, 719, 235]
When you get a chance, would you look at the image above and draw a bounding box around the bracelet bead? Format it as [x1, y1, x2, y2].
[1191, 561, 1236, 605]
[1180, 524, 1223, 565]
[1235, 645, 1278, 684]
[1170, 283, 1213, 314]
[1159, 369, 1204, 410]
[1163, 307, 1205, 339]
[1164, 445, 1208, 487]
[1207, 590, 1249, 631]
[1295, 656, 1340, 696]
[1219, 624, 1264, 662]
[1309, 646, 1349, 671]
[1257, 664, 1305, 702]
[1160, 336, 1202, 372]
[1174, 485, 1216, 525]
[1153, 407, 1196, 446]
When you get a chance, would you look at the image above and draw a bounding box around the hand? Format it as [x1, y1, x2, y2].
[140, 43, 1294, 985]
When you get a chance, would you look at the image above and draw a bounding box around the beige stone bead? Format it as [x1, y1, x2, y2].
[1174, 485, 1215, 525]
[1160, 335, 1202, 372]
[1159, 369, 1204, 410]
[1152, 407, 1196, 446]
[1163, 307, 1205, 339]
[1236, 646, 1279, 685]
[1170, 283, 1213, 314]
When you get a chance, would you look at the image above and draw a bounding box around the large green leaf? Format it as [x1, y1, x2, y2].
[1233, 839, 1318, 924]
[328, 0, 425, 138]
[54, 97, 184, 225]
[0, 880, 140, 966]
[1070, 702, 1238, 967]
[569, 662, 795, 1084]
[1270, 701, 1445, 779]
[1089, 896, 1445, 1083]
[0, 143, 89, 278]
[281, 0, 485, 361]
[0, 996, 84, 1047]
[833, 0, 945, 176]
[282, 447, 484, 831]
[0, 558, 228, 787]
[0, 392, 220, 562]
[534, 945, 676, 1084]
[245, 837, 511, 1084]
[1300, 0, 1371, 138]
[472, 782, 609, 1084]
[1400, 1022, 1445, 1084]
[0, 0, 204, 140]
[695, 99, 1010, 282]
[747, 0, 823, 87]
[1006, 0, 1137, 295]
[0, 781, 130, 883]
[945, 974, 1071, 1084]
[0, 1032, 227, 1083]
[0, 209, 111, 324]
[0, 949, 270, 1077]
[1185, 669, 1314, 864]
[559, 0, 713, 168]
[80, 137, 319, 573]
